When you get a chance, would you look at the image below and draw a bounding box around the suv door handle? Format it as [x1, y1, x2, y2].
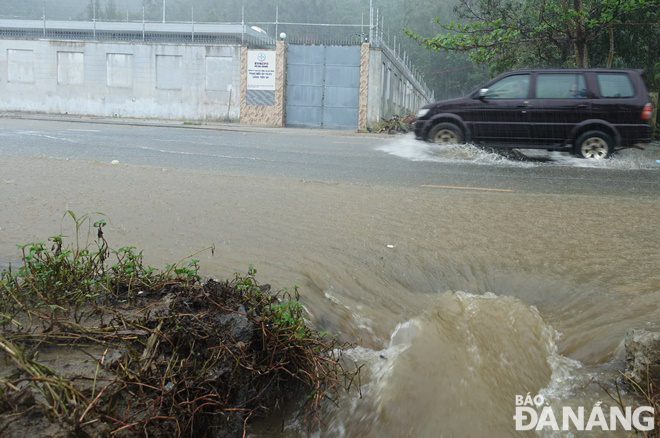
[575, 104, 589, 109]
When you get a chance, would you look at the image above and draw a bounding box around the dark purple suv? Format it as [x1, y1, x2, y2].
[413, 69, 654, 159]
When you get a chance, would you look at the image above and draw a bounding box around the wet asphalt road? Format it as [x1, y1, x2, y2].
[0, 117, 658, 197]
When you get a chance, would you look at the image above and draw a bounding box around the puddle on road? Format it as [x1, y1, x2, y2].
[377, 134, 660, 170]
[14, 130, 81, 143]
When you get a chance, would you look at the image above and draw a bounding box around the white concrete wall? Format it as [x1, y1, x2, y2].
[0, 39, 241, 120]
[366, 46, 432, 124]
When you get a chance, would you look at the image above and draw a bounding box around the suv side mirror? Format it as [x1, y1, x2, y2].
[478, 88, 489, 100]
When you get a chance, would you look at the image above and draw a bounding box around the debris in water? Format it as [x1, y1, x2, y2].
[369, 114, 415, 134]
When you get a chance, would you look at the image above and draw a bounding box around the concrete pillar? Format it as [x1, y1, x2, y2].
[366, 46, 383, 127]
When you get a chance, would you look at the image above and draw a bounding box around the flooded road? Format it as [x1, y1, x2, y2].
[1, 117, 658, 196]
[1, 123, 659, 436]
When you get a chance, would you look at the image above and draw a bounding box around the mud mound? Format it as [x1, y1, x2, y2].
[0, 216, 359, 437]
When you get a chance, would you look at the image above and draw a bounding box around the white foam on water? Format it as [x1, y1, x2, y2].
[376, 134, 659, 170]
[523, 148, 660, 170]
[539, 346, 591, 403]
[388, 319, 422, 348]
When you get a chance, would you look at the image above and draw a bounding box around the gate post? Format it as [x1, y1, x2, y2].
[358, 42, 370, 131]
[240, 40, 287, 127]
[275, 40, 287, 126]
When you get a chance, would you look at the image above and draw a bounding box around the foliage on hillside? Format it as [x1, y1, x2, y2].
[405, 0, 660, 89]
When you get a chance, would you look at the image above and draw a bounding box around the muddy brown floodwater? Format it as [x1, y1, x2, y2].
[1, 156, 659, 437]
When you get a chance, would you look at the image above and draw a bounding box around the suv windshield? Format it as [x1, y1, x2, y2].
[486, 74, 530, 99]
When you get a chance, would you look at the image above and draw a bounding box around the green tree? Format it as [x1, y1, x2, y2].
[405, 0, 659, 72]
[589, 6, 660, 88]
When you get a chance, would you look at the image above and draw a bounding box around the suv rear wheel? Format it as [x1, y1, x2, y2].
[429, 123, 464, 145]
[574, 131, 613, 159]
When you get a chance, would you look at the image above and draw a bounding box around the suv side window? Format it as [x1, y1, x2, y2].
[596, 73, 634, 98]
[486, 74, 530, 99]
[536, 73, 587, 98]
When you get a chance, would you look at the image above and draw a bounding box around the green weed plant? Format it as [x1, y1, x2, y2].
[0, 211, 203, 324]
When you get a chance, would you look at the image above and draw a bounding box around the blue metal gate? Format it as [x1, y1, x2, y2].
[285, 45, 361, 129]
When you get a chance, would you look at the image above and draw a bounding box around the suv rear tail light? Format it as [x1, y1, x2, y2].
[642, 103, 653, 120]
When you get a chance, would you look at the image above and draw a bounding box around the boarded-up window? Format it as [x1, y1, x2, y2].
[7, 49, 34, 83]
[156, 55, 182, 90]
[57, 52, 84, 85]
[205, 56, 233, 91]
[107, 53, 133, 88]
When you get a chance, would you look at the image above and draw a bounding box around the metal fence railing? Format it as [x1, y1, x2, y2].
[0, 19, 275, 48]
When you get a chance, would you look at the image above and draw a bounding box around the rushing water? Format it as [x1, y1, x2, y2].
[1, 144, 658, 436]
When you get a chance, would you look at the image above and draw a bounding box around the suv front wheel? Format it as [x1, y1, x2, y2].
[428, 122, 464, 145]
[574, 131, 613, 159]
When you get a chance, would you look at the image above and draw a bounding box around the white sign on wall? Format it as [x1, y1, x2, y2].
[247, 50, 276, 91]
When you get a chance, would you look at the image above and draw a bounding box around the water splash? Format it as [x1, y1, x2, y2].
[325, 291, 560, 437]
[376, 134, 659, 170]
[318, 290, 645, 437]
[523, 148, 660, 170]
[376, 134, 535, 168]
